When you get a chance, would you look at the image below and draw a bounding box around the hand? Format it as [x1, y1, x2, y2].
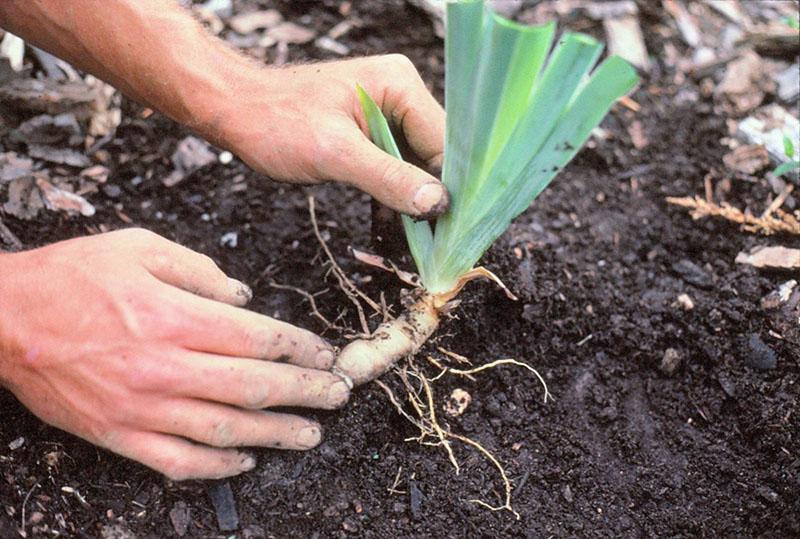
[218, 55, 448, 219]
[0, 229, 349, 480]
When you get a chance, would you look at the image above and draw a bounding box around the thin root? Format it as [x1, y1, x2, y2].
[448, 359, 552, 404]
[268, 280, 344, 332]
[308, 196, 386, 335]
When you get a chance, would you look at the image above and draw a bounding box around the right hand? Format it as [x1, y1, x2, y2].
[0, 228, 349, 480]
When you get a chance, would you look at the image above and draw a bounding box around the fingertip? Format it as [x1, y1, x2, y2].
[295, 423, 323, 450]
[412, 181, 450, 219]
[228, 278, 253, 306]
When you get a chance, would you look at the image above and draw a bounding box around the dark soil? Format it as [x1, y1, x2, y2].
[1, 1, 798, 537]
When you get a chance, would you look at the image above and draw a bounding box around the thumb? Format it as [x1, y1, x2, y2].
[333, 135, 449, 219]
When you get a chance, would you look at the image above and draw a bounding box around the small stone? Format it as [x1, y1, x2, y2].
[102, 184, 121, 198]
[169, 502, 190, 537]
[562, 485, 574, 503]
[660, 348, 682, 376]
[207, 482, 239, 532]
[756, 486, 779, 504]
[409, 481, 423, 520]
[220, 231, 238, 248]
[218, 150, 233, 164]
[672, 259, 712, 289]
[672, 293, 695, 311]
[8, 437, 24, 450]
[760, 280, 797, 310]
[100, 524, 136, 539]
[341, 518, 359, 532]
[745, 334, 777, 371]
[444, 388, 472, 417]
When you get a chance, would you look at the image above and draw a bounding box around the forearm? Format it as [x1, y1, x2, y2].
[0, 0, 258, 144]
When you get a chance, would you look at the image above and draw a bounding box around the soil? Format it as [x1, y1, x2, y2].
[1, 1, 798, 538]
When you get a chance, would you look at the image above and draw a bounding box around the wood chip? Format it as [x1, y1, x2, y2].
[722, 144, 770, 174]
[228, 9, 283, 34]
[266, 22, 316, 44]
[603, 14, 650, 71]
[736, 246, 800, 269]
[36, 176, 96, 217]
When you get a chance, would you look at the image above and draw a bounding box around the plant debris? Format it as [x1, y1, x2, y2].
[735, 245, 800, 270]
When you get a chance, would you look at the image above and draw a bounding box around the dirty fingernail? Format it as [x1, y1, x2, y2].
[326, 379, 350, 408]
[240, 454, 256, 471]
[230, 278, 253, 303]
[296, 425, 322, 449]
[412, 182, 446, 216]
[315, 348, 335, 368]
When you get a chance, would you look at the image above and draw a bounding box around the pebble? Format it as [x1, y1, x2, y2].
[220, 231, 238, 248]
[8, 437, 24, 450]
[660, 348, 682, 376]
[218, 150, 233, 164]
[169, 502, 190, 537]
[673, 293, 695, 311]
[207, 482, 239, 532]
[672, 259, 712, 289]
[563, 485, 574, 503]
[102, 183, 121, 198]
[745, 334, 777, 371]
[409, 481, 424, 520]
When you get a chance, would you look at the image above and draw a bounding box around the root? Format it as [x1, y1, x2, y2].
[334, 294, 440, 386]
[376, 353, 541, 520]
[309, 195, 382, 335]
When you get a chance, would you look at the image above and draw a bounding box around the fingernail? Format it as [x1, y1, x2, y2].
[413, 183, 449, 219]
[326, 379, 350, 408]
[296, 425, 322, 449]
[230, 278, 253, 303]
[240, 454, 256, 471]
[315, 347, 335, 368]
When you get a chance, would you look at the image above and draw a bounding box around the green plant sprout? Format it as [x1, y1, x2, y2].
[772, 135, 800, 178]
[334, 0, 638, 386]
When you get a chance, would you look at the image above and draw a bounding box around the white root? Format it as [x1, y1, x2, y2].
[333, 295, 440, 386]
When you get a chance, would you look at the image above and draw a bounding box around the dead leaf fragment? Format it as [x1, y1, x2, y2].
[722, 144, 770, 175]
[36, 177, 96, 217]
[3, 176, 44, 219]
[735, 246, 800, 270]
[0, 151, 34, 182]
[603, 14, 650, 71]
[715, 50, 773, 115]
[163, 136, 216, 187]
[28, 144, 91, 167]
[444, 388, 472, 417]
[228, 9, 282, 34]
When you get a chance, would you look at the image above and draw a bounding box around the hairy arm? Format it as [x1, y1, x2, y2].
[0, 0, 448, 217]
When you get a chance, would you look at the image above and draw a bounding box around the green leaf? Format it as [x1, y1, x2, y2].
[356, 85, 434, 283]
[783, 134, 795, 159]
[356, 1, 638, 294]
[773, 160, 800, 177]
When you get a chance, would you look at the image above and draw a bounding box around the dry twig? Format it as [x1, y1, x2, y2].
[667, 195, 800, 235]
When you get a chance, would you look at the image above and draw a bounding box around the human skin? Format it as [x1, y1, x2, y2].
[0, 1, 446, 479]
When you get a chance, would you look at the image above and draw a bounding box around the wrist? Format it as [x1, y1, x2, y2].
[0, 251, 22, 389]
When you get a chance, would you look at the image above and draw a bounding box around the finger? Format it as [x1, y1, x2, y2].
[333, 134, 449, 219]
[139, 233, 252, 307]
[167, 287, 335, 370]
[145, 351, 349, 410]
[107, 430, 255, 481]
[148, 398, 323, 450]
[384, 81, 446, 170]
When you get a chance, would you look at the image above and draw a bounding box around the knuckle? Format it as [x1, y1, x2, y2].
[386, 53, 416, 75]
[242, 379, 274, 409]
[380, 158, 408, 189]
[207, 418, 237, 447]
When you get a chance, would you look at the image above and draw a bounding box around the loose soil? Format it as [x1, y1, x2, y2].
[1, 1, 798, 537]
